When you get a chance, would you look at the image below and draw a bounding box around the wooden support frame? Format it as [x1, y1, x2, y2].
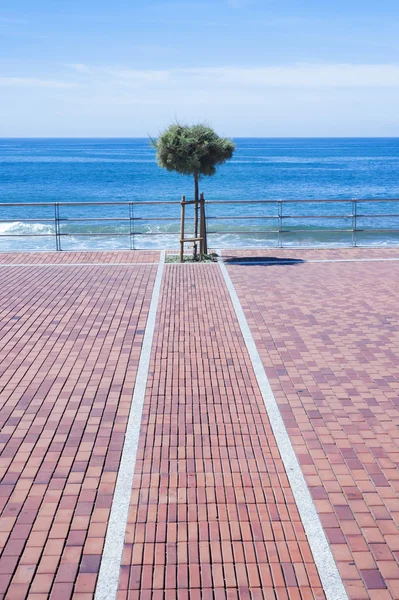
[180, 196, 186, 263]
[199, 192, 208, 256]
[180, 194, 208, 262]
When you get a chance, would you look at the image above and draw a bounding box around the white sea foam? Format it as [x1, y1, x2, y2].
[0, 221, 54, 234]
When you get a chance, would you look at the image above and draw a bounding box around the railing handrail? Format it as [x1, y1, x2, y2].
[1, 198, 399, 251]
[1, 198, 399, 207]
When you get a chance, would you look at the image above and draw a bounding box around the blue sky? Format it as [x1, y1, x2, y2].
[1, 0, 399, 136]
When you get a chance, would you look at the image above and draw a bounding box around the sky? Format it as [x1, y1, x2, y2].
[1, 0, 399, 137]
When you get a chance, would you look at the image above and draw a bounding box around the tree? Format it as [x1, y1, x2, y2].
[151, 123, 235, 258]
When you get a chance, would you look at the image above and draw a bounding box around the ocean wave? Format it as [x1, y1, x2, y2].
[0, 220, 397, 251]
[0, 221, 55, 235]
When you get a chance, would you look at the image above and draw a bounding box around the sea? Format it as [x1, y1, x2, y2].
[0, 137, 399, 250]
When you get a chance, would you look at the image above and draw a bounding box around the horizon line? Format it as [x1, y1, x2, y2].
[1, 136, 399, 140]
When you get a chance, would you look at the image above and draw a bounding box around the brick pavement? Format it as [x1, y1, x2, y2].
[226, 257, 399, 600]
[0, 262, 157, 599]
[0, 252, 160, 265]
[118, 264, 325, 600]
[1, 248, 399, 600]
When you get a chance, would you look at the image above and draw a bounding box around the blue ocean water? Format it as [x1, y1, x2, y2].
[0, 137, 399, 249]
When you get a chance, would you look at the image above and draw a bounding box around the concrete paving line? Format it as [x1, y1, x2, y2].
[0, 262, 158, 267]
[218, 258, 349, 600]
[95, 249, 165, 600]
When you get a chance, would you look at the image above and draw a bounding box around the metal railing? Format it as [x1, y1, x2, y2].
[0, 198, 398, 250]
[206, 198, 399, 248]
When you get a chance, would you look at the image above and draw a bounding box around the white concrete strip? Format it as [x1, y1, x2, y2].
[95, 249, 165, 600]
[219, 259, 349, 600]
[223, 257, 399, 265]
[0, 262, 158, 267]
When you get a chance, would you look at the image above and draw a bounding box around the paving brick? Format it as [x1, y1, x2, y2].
[0, 258, 157, 598]
[3, 247, 398, 599]
[0, 251, 159, 265]
[227, 249, 399, 600]
[118, 264, 326, 599]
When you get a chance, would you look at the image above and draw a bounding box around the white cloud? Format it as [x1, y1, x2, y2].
[68, 63, 399, 88]
[194, 64, 399, 87]
[68, 63, 93, 74]
[3, 62, 399, 136]
[106, 68, 172, 83]
[0, 77, 77, 89]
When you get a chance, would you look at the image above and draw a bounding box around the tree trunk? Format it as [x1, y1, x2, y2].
[193, 173, 199, 260]
[200, 192, 207, 256]
[194, 173, 199, 203]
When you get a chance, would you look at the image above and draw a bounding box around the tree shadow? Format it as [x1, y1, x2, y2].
[222, 256, 305, 266]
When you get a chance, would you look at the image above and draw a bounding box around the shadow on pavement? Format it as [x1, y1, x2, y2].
[222, 256, 305, 266]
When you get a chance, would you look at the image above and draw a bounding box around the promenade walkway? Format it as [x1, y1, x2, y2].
[0, 248, 398, 600]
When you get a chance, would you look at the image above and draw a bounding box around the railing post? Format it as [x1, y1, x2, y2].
[180, 196, 185, 262]
[193, 196, 199, 261]
[200, 192, 207, 256]
[129, 202, 134, 250]
[278, 201, 283, 248]
[54, 203, 61, 251]
[352, 200, 357, 247]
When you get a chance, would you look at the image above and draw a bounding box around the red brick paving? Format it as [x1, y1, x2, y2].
[2, 248, 399, 600]
[0, 251, 160, 264]
[227, 256, 399, 599]
[0, 262, 157, 599]
[118, 264, 325, 600]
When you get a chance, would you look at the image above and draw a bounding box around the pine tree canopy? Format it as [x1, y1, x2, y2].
[152, 123, 235, 178]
